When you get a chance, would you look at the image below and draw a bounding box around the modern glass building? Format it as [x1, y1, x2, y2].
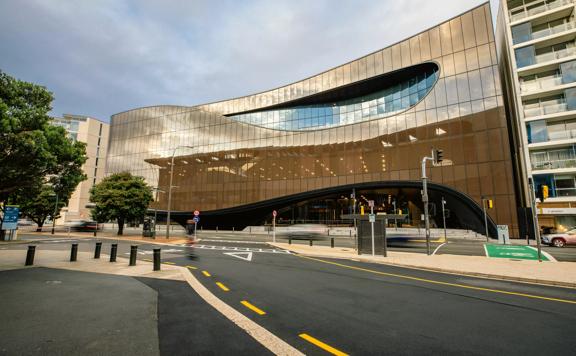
[107, 3, 519, 237]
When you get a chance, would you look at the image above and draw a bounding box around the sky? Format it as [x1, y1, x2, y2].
[0, 0, 498, 122]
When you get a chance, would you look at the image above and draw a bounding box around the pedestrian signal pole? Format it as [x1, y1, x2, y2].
[422, 148, 443, 255]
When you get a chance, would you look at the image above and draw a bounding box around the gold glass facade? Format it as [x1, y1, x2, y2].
[108, 3, 519, 236]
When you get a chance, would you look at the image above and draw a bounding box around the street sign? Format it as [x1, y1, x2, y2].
[497, 225, 510, 244]
[194, 210, 200, 216]
[484, 244, 548, 261]
[192, 216, 200, 223]
[272, 210, 277, 217]
[369, 214, 376, 223]
[2, 206, 19, 230]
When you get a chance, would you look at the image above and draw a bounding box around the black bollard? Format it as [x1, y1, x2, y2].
[70, 243, 78, 262]
[309, 240, 313, 246]
[25, 245, 36, 266]
[94, 242, 102, 259]
[289, 237, 292, 245]
[331, 237, 334, 248]
[129, 245, 138, 266]
[110, 243, 117, 262]
[153, 248, 161, 271]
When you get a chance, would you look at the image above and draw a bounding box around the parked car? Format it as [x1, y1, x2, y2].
[542, 228, 576, 247]
[69, 220, 101, 232]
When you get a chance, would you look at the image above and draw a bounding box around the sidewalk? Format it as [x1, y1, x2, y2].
[1, 230, 190, 246]
[0, 249, 300, 356]
[270, 243, 576, 288]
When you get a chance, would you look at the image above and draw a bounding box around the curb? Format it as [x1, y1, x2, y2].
[284, 250, 576, 289]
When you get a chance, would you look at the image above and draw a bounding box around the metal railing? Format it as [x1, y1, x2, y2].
[510, 0, 573, 23]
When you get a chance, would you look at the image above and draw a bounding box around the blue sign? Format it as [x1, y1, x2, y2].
[3, 206, 20, 230]
[192, 216, 200, 223]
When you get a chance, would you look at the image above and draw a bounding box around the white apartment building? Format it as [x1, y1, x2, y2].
[498, 0, 576, 234]
[52, 114, 109, 222]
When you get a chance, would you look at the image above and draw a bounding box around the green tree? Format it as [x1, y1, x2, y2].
[0, 70, 87, 232]
[17, 184, 67, 231]
[89, 172, 153, 235]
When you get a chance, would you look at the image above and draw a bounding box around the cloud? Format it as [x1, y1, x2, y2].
[0, 0, 493, 121]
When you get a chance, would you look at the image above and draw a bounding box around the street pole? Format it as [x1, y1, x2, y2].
[392, 200, 397, 231]
[441, 197, 447, 242]
[528, 178, 543, 262]
[421, 155, 432, 256]
[166, 152, 175, 239]
[51, 193, 59, 235]
[273, 215, 276, 243]
[166, 146, 194, 239]
[482, 197, 489, 242]
[370, 204, 375, 256]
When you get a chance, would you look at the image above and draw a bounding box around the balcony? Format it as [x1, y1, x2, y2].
[535, 46, 576, 64]
[524, 100, 568, 117]
[521, 75, 563, 92]
[532, 157, 576, 170]
[510, 0, 574, 23]
[533, 21, 576, 40]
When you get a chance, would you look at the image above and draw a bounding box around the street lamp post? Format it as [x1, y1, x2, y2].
[51, 193, 59, 235]
[166, 145, 194, 239]
[441, 197, 447, 242]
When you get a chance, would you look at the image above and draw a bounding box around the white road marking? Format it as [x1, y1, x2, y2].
[526, 246, 557, 262]
[193, 244, 290, 254]
[432, 242, 447, 255]
[181, 239, 268, 245]
[224, 251, 253, 261]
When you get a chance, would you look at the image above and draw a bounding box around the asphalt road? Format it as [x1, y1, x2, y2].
[5, 236, 576, 355]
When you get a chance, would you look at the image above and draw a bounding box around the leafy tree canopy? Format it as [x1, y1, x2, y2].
[90, 172, 153, 235]
[0, 70, 87, 229]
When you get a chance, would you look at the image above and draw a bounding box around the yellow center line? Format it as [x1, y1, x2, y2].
[216, 282, 230, 292]
[202, 270, 211, 277]
[241, 300, 266, 315]
[186, 265, 197, 270]
[298, 255, 576, 305]
[299, 333, 348, 356]
[163, 261, 175, 265]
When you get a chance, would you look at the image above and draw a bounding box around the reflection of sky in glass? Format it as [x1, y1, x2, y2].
[229, 67, 438, 131]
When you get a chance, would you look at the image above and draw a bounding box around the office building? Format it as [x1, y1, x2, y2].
[52, 114, 109, 221]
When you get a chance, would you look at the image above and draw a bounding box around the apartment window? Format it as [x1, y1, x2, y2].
[515, 46, 535, 68]
[527, 120, 547, 143]
[561, 61, 576, 84]
[565, 88, 576, 110]
[555, 175, 576, 197]
[512, 22, 532, 45]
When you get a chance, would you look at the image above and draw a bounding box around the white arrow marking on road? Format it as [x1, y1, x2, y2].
[224, 251, 253, 262]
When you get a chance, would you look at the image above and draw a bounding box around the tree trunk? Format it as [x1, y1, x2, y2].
[36, 221, 44, 232]
[117, 218, 124, 235]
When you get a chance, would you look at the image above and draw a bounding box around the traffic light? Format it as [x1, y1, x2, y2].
[537, 185, 549, 201]
[433, 148, 444, 165]
[487, 199, 493, 209]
